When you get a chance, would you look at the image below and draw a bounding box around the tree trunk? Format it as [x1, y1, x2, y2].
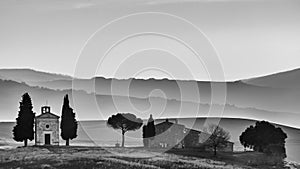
[148, 138, 151, 148]
[143, 138, 149, 148]
[214, 146, 217, 156]
[122, 130, 125, 147]
[66, 139, 69, 146]
[258, 146, 263, 152]
[24, 139, 28, 147]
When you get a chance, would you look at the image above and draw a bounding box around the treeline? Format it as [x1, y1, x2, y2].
[106, 112, 288, 160]
[240, 121, 287, 158]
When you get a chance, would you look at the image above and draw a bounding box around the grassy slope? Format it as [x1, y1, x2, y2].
[0, 146, 257, 169]
[166, 148, 293, 169]
[1, 118, 300, 163]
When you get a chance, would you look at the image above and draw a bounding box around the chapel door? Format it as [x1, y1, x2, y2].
[45, 134, 51, 145]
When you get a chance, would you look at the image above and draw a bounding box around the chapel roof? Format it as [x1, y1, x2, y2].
[35, 112, 59, 119]
[35, 105, 59, 119]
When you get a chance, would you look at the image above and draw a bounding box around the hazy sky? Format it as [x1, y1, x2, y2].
[0, 0, 300, 81]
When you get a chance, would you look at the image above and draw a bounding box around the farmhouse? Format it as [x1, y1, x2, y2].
[147, 119, 234, 152]
[35, 105, 60, 145]
[149, 119, 186, 148]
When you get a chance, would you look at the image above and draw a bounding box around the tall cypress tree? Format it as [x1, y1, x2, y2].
[142, 125, 149, 147]
[60, 94, 77, 146]
[13, 93, 35, 147]
[147, 114, 156, 140]
[142, 114, 156, 147]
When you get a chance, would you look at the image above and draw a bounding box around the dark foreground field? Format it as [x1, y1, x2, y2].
[0, 146, 298, 169]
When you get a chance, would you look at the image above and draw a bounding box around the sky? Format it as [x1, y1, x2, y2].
[0, 0, 300, 81]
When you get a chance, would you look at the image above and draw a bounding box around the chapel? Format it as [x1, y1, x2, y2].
[35, 106, 60, 145]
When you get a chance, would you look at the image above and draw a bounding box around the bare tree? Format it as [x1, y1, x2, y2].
[204, 124, 230, 156]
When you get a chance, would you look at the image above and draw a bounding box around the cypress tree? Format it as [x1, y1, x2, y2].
[147, 114, 156, 139]
[142, 125, 149, 147]
[60, 94, 78, 146]
[142, 114, 156, 147]
[12, 93, 35, 147]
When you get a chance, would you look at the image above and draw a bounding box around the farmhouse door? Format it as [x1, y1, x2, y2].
[45, 134, 51, 145]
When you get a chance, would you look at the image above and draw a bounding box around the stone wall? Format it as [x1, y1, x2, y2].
[35, 118, 59, 145]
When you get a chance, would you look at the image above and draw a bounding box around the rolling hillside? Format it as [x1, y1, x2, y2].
[0, 78, 299, 128]
[0, 68, 72, 83]
[243, 68, 300, 89]
[1, 118, 299, 163]
[2, 69, 300, 115]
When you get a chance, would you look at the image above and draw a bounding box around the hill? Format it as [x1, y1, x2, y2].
[1, 118, 299, 163]
[243, 68, 300, 89]
[2, 68, 300, 113]
[3, 69, 300, 115]
[0, 68, 72, 83]
[175, 117, 300, 163]
[0, 78, 299, 127]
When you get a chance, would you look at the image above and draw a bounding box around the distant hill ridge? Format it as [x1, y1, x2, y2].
[2, 68, 298, 113]
[242, 67, 300, 89]
[0, 68, 72, 83]
[0, 68, 300, 128]
[1, 67, 300, 82]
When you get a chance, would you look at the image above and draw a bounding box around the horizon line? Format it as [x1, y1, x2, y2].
[1, 116, 300, 130]
[1, 66, 300, 82]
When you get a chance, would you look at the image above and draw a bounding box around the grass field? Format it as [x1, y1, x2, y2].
[0, 146, 297, 169]
[166, 148, 295, 169]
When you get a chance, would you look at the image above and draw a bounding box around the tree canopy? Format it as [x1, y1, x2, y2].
[60, 94, 78, 146]
[13, 93, 35, 147]
[240, 121, 287, 155]
[107, 113, 143, 147]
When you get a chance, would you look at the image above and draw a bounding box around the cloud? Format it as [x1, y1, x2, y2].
[72, 2, 95, 9]
[145, 0, 266, 5]
[24, 1, 96, 11]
